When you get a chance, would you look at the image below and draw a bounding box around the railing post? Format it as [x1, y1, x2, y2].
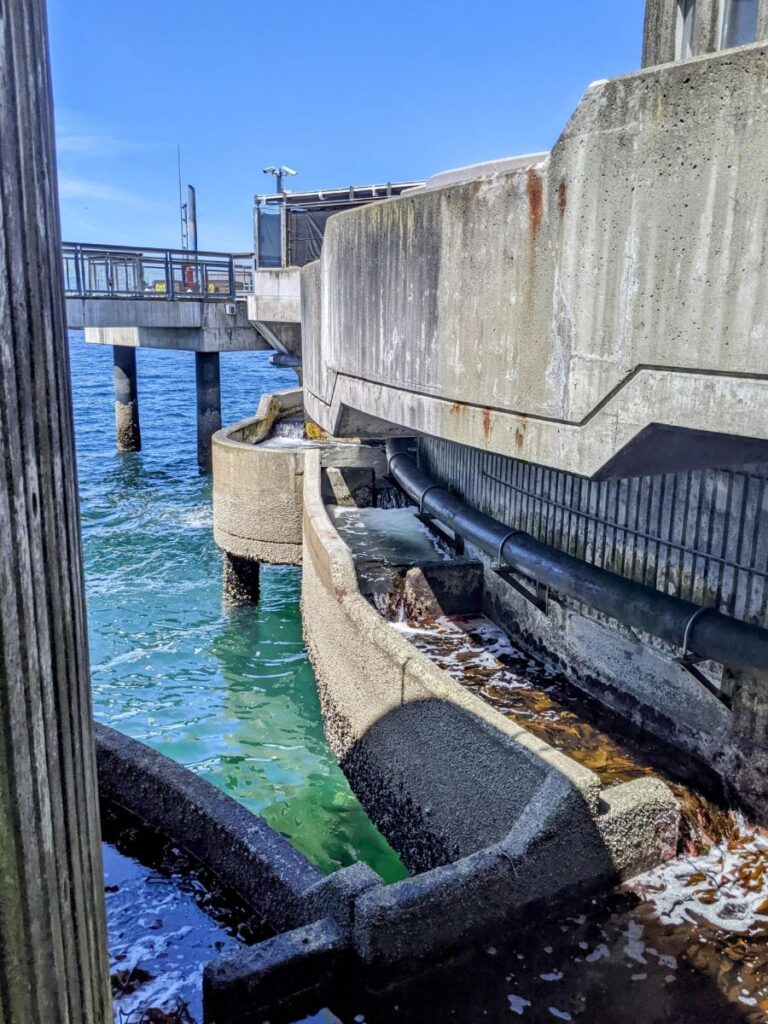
[0, 1, 111, 1021]
[228, 255, 236, 298]
[74, 243, 83, 294]
[166, 249, 175, 299]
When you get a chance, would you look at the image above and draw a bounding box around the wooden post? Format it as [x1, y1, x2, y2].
[0, 1, 111, 1021]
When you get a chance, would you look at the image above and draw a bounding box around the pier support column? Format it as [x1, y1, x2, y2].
[113, 345, 141, 451]
[223, 553, 261, 604]
[196, 351, 221, 474]
[0, 1, 111, 1021]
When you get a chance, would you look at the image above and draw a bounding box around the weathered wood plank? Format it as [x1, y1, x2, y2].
[0, 1, 111, 1020]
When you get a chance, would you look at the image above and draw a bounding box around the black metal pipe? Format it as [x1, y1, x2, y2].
[386, 439, 768, 674]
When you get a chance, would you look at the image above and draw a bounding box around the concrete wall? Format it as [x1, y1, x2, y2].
[302, 43, 768, 480]
[212, 389, 305, 565]
[643, 0, 768, 65]
[248, 269, 302, 324]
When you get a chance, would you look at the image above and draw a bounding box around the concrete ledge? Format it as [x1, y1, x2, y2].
[300, 448, 679, 876]
[352, 776, 676, 965]
[95, 722, 322, 931]
[204, 918, 352, 1024]
[212, 388, 305, 565]
[71, 298, 268, 353]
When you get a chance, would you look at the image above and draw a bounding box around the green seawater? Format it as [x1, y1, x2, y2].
[70, 331, 405, 883]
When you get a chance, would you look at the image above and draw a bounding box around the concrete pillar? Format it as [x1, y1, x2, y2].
[0, 1, 111, 1021]
[196, 351, 221, 473]
[113, 345, 141, 451]
[223, 553, 261, 603]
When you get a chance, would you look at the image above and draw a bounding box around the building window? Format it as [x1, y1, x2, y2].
[676, 0, 697, 58]
[720, 0, 759, 48]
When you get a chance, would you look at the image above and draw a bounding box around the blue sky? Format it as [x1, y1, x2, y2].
[48, 0, 646, 252]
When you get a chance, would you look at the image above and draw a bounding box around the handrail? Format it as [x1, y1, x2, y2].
[62, 241, 253, 259]
[62, 242, 254, 300]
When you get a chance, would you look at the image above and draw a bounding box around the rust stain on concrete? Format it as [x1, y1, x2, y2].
[482, 408, 492, 444]
[527, 168, 544, 243]
[558, 181, 567, 217]
[451, 402, 463, 415]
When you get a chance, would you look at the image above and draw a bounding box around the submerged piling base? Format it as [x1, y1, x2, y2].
[196, 351, 221, 474]
[223, 553, 261, 603]
[113, 344, 141, 451]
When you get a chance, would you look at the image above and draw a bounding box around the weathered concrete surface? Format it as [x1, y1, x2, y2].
[113, 343, 141, 451]
[0, 0, 111, 1018]
[70, 298, 268, 352]
[212, 389, 306, 565]
[204, 918, 352, 1024]
[248, 268, 302, 323]
[303, 44, 768, 479]
[352, 775, 677, 966]
[643, 0, 768, 65]
[212, 390, 385, 566]
[223, 552, 261, 603]
[300, 449, 678, 876]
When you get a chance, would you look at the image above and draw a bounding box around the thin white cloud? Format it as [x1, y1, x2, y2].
[56, 132, 147, 157]
[58, 176, 161, 211]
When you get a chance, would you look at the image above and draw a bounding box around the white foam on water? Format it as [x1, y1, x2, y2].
[626, 823, 768, 934]
[508, 994, 532, 1015]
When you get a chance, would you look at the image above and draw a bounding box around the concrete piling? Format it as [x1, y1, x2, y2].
[0, 0, 111, 1019]
[113, 344, 141, 451]
[223, 553, 261, 603]
[196, 351, 222, 474]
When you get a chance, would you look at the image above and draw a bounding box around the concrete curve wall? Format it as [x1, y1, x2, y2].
[212, 389, 305, 565]
[96, 722, 322, 931]
[300, 448, 678, 876]
[302, 43, 768, 478]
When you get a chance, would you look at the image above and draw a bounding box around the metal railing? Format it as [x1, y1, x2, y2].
[62, 242, 253, 300]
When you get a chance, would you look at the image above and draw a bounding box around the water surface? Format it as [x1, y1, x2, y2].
[69, 331, 404, 883]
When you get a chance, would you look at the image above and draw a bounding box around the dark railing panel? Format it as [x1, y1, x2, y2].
[62, 242, 253, 300]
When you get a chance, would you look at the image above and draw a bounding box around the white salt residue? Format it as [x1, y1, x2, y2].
[540, 971, 563, 981]
[626, 823, 768, 934]
[508, 994, 532, 1015]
